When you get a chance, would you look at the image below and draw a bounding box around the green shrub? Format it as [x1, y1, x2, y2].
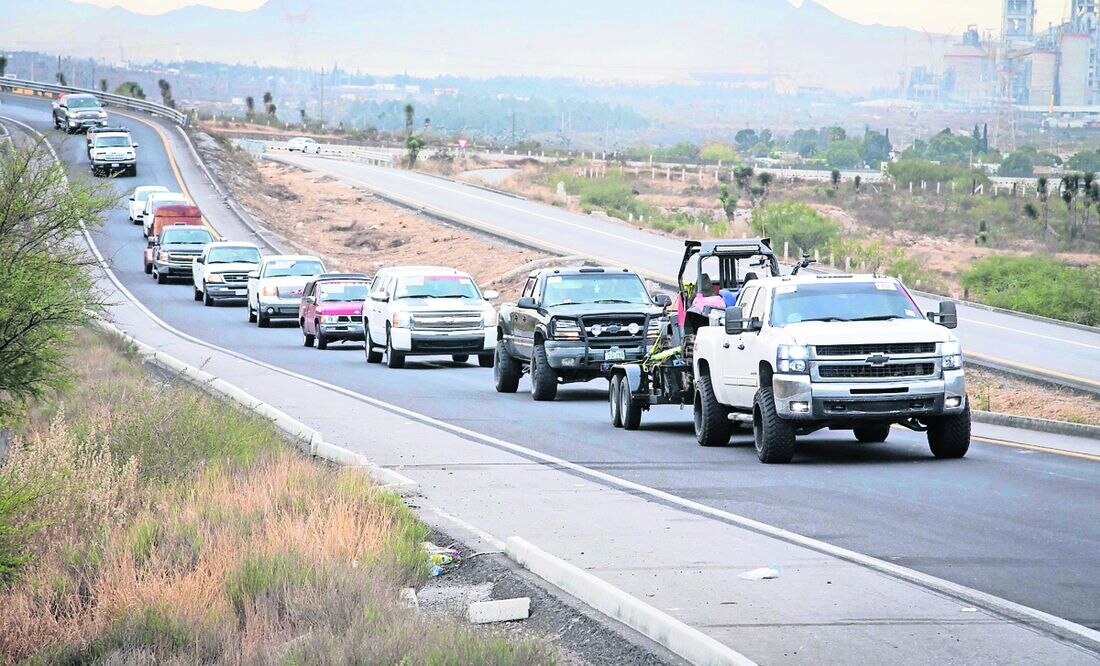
[961, 255, 1100, 325]
[0, 482, 42, 587]
[751, 202, 840, 254]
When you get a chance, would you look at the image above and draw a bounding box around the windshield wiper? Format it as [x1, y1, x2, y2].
[592, 299, 637, 304]
[848, 315, 906, 322]
[800, 316, 849, 322]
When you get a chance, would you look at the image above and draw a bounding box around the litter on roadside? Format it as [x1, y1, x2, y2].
[423, 541, 462, 577]
[739, 566, 782, 580]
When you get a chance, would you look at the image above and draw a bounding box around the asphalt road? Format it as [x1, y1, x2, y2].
[3, 94, 1099, 633]
[271, 152, 1100, 394]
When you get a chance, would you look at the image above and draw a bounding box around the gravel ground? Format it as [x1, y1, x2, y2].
[416, 529, 684, 666]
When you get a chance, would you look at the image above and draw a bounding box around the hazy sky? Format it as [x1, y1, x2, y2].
[73, 0, 1069, 35]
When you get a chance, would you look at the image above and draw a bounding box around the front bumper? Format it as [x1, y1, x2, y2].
[772, 370, 967, 421]
[68, 118, 107, 130]
[390, 327, 494, 355]
[319, 322, 365, 341]
[206, 283, 249, 301]
[91, 158, 135, 168]
[154, 260, 199, 276]
[257, 297, 301, 319]
[544, 339, 648, 372]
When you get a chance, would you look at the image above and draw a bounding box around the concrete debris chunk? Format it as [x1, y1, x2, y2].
[467, 597, 531, 624]
[399, 587, 419, 611]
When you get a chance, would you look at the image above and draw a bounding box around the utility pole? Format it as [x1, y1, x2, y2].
[511, 110, 516, 146]
[320, 66, 325, 129]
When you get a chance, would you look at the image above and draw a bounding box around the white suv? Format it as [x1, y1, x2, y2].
[192, 241, 262, 306]
[363, 266, 498, 369]
[88, 128, 138, 177]
[247, 255, 326, 327]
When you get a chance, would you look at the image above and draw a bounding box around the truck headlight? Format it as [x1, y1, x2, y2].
[482, 307, 496, 327]
[777, 345, 810, 374]
[157, 251, 169, 261]
[260, 285, 279, 297]
[321, 315, 340, 324]
[550, 318, 582, 341]
[206, 273, 225, 283]
[942, 341, 962, 370]
[391, 311, 411, 328]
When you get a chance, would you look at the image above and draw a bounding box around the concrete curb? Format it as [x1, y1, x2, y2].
[973, 410, 1100, 440]
[505, 536, 756, 666]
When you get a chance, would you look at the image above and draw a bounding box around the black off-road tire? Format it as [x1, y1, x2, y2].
[478, 352, 494, 368]
[193, 286, 202, 301]
[257, 309, 270, 328]
[927, 406, 971, 459]
[203, 289, 214, 306]
[155, 269, 168, 285]
[694, 373, 731, 447]
[619, 377, 642, 430]
[247, 304, 257, 323]
[530, 344, 558, 401]
[753, 387, 796, 464]
[143, 261, 152, 275]
[364, 324, 384, 363]
[451, 354, 469, 364]
[854, 425, 891, 443]
[494, 341, 521, 393]
[316, 329, 328, 350]
[386, 327, 405, 369]
[302, 322, 314, 347]
[609, 374, 623, 428]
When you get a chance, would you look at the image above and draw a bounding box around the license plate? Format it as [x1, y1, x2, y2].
[111, 163, 120, 167]
[604, 349, 626, 361]
[234, 289, 246, 296]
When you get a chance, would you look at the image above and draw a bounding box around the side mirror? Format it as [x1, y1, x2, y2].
[517, 296, 537, 309]
[653, 293, 673, 308]
[482, 289, 500, 300]
[129, 196, 135, 201]
[305, 296, 315, 304]
[132, 142, 139, 148]
[248, 270, 259, 279]
[927, 301, 958, 329]
[195, 256, 204, 264]
[51, 102, 59, 109]
[724, 306, 745, 335]
[147, 237, 157, 246]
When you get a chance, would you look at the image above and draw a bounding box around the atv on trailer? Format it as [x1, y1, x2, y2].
[608, 239, 781, 430]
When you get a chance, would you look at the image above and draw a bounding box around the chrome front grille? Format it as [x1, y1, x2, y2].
[167, 252, 199, 263]
[412, 311, 483, 330]
[579, 314, 647, 347]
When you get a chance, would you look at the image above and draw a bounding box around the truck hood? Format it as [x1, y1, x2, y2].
[778, 319, 954, 347]
[207, 261, 259, 274]
[543, 303, 663, 318]
[396, 297, 489, 311]
[159, 242, 205, 252]
[316, 302, 365, 316]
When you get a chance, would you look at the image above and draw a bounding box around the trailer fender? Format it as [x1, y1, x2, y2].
[621, 364, 644, 394]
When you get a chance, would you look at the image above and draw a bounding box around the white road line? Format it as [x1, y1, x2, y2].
[11, 112, 1100, 653]
[960, 317, 1100, 351]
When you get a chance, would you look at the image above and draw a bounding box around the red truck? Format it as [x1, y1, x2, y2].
[143, 205, 207, 278]
[299, 273, 372, 349]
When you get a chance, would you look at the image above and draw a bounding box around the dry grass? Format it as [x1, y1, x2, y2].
[967, 367, 1100, 426]
[0, 329, 552, 665]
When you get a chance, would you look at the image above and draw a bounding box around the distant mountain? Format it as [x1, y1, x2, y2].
[0, 0, 944, 92]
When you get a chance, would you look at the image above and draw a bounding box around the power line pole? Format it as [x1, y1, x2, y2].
[511, 110, 516, 146]
[320, 66, 325, 129]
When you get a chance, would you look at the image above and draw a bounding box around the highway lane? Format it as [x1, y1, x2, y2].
[4, 94, 1100, 633]
[271, 152, 1100, 394]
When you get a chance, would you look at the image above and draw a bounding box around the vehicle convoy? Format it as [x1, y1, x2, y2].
[300, 273, 371, 349]
[494, 267, 669, 401]
[363, 266, 499, 368]
[149, 225, 215, 284]
[192, 241, 262, 306]
[142, 192, 189, 236]
[143, 205, 205, 276]
[51, 93, 107, 133]
[128, 185, 169, 223]
[87, 126, 138, 177]
[607, 239, 781, 428]
[693, 273, 969, 463]
[247, 255, 327, 327]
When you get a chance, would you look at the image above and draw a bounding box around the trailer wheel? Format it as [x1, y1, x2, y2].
[609, 374, 623, 428]
[619, 377, 642, 430]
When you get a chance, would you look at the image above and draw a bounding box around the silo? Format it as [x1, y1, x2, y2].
[1029, 49, 1057, 106]
[1059, 32, 1091, 105]
[945, 43, 988, 101]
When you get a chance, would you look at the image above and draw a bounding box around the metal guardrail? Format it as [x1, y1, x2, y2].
[0, 76, 189, 127]
[250, 139, 395, 166]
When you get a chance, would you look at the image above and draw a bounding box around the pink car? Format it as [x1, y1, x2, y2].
[299, 273, 371, 350]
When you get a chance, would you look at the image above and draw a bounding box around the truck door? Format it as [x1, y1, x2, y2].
[731, 286, 772, 405]
[511, 275, 539, 358]
[718, 286, 757, 402]
[366, 272, 391, 345]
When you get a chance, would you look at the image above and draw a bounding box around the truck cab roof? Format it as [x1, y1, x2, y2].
[528, 266, 638, 279]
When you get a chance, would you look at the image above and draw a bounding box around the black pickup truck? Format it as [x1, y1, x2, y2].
[494, 267, 671, 401]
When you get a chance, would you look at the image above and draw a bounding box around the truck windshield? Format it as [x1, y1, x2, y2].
[160, 228, 214, 245]
[769, 282, 923, 327]
[318, 281, 370, 301]
[207, 247, 261, 264]
[542, 273, 650, 306]
[67, 97, 100, 109]
[95, 136, 131, 147]
[264, 260, 324, 277]
[395, 275, 480, 299]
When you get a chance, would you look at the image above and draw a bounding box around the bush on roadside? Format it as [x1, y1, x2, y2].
[961, 255, 1100, 325]
[751, 202, 840, 255]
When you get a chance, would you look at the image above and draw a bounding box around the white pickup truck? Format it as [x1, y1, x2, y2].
[693, 273, 969, 463]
